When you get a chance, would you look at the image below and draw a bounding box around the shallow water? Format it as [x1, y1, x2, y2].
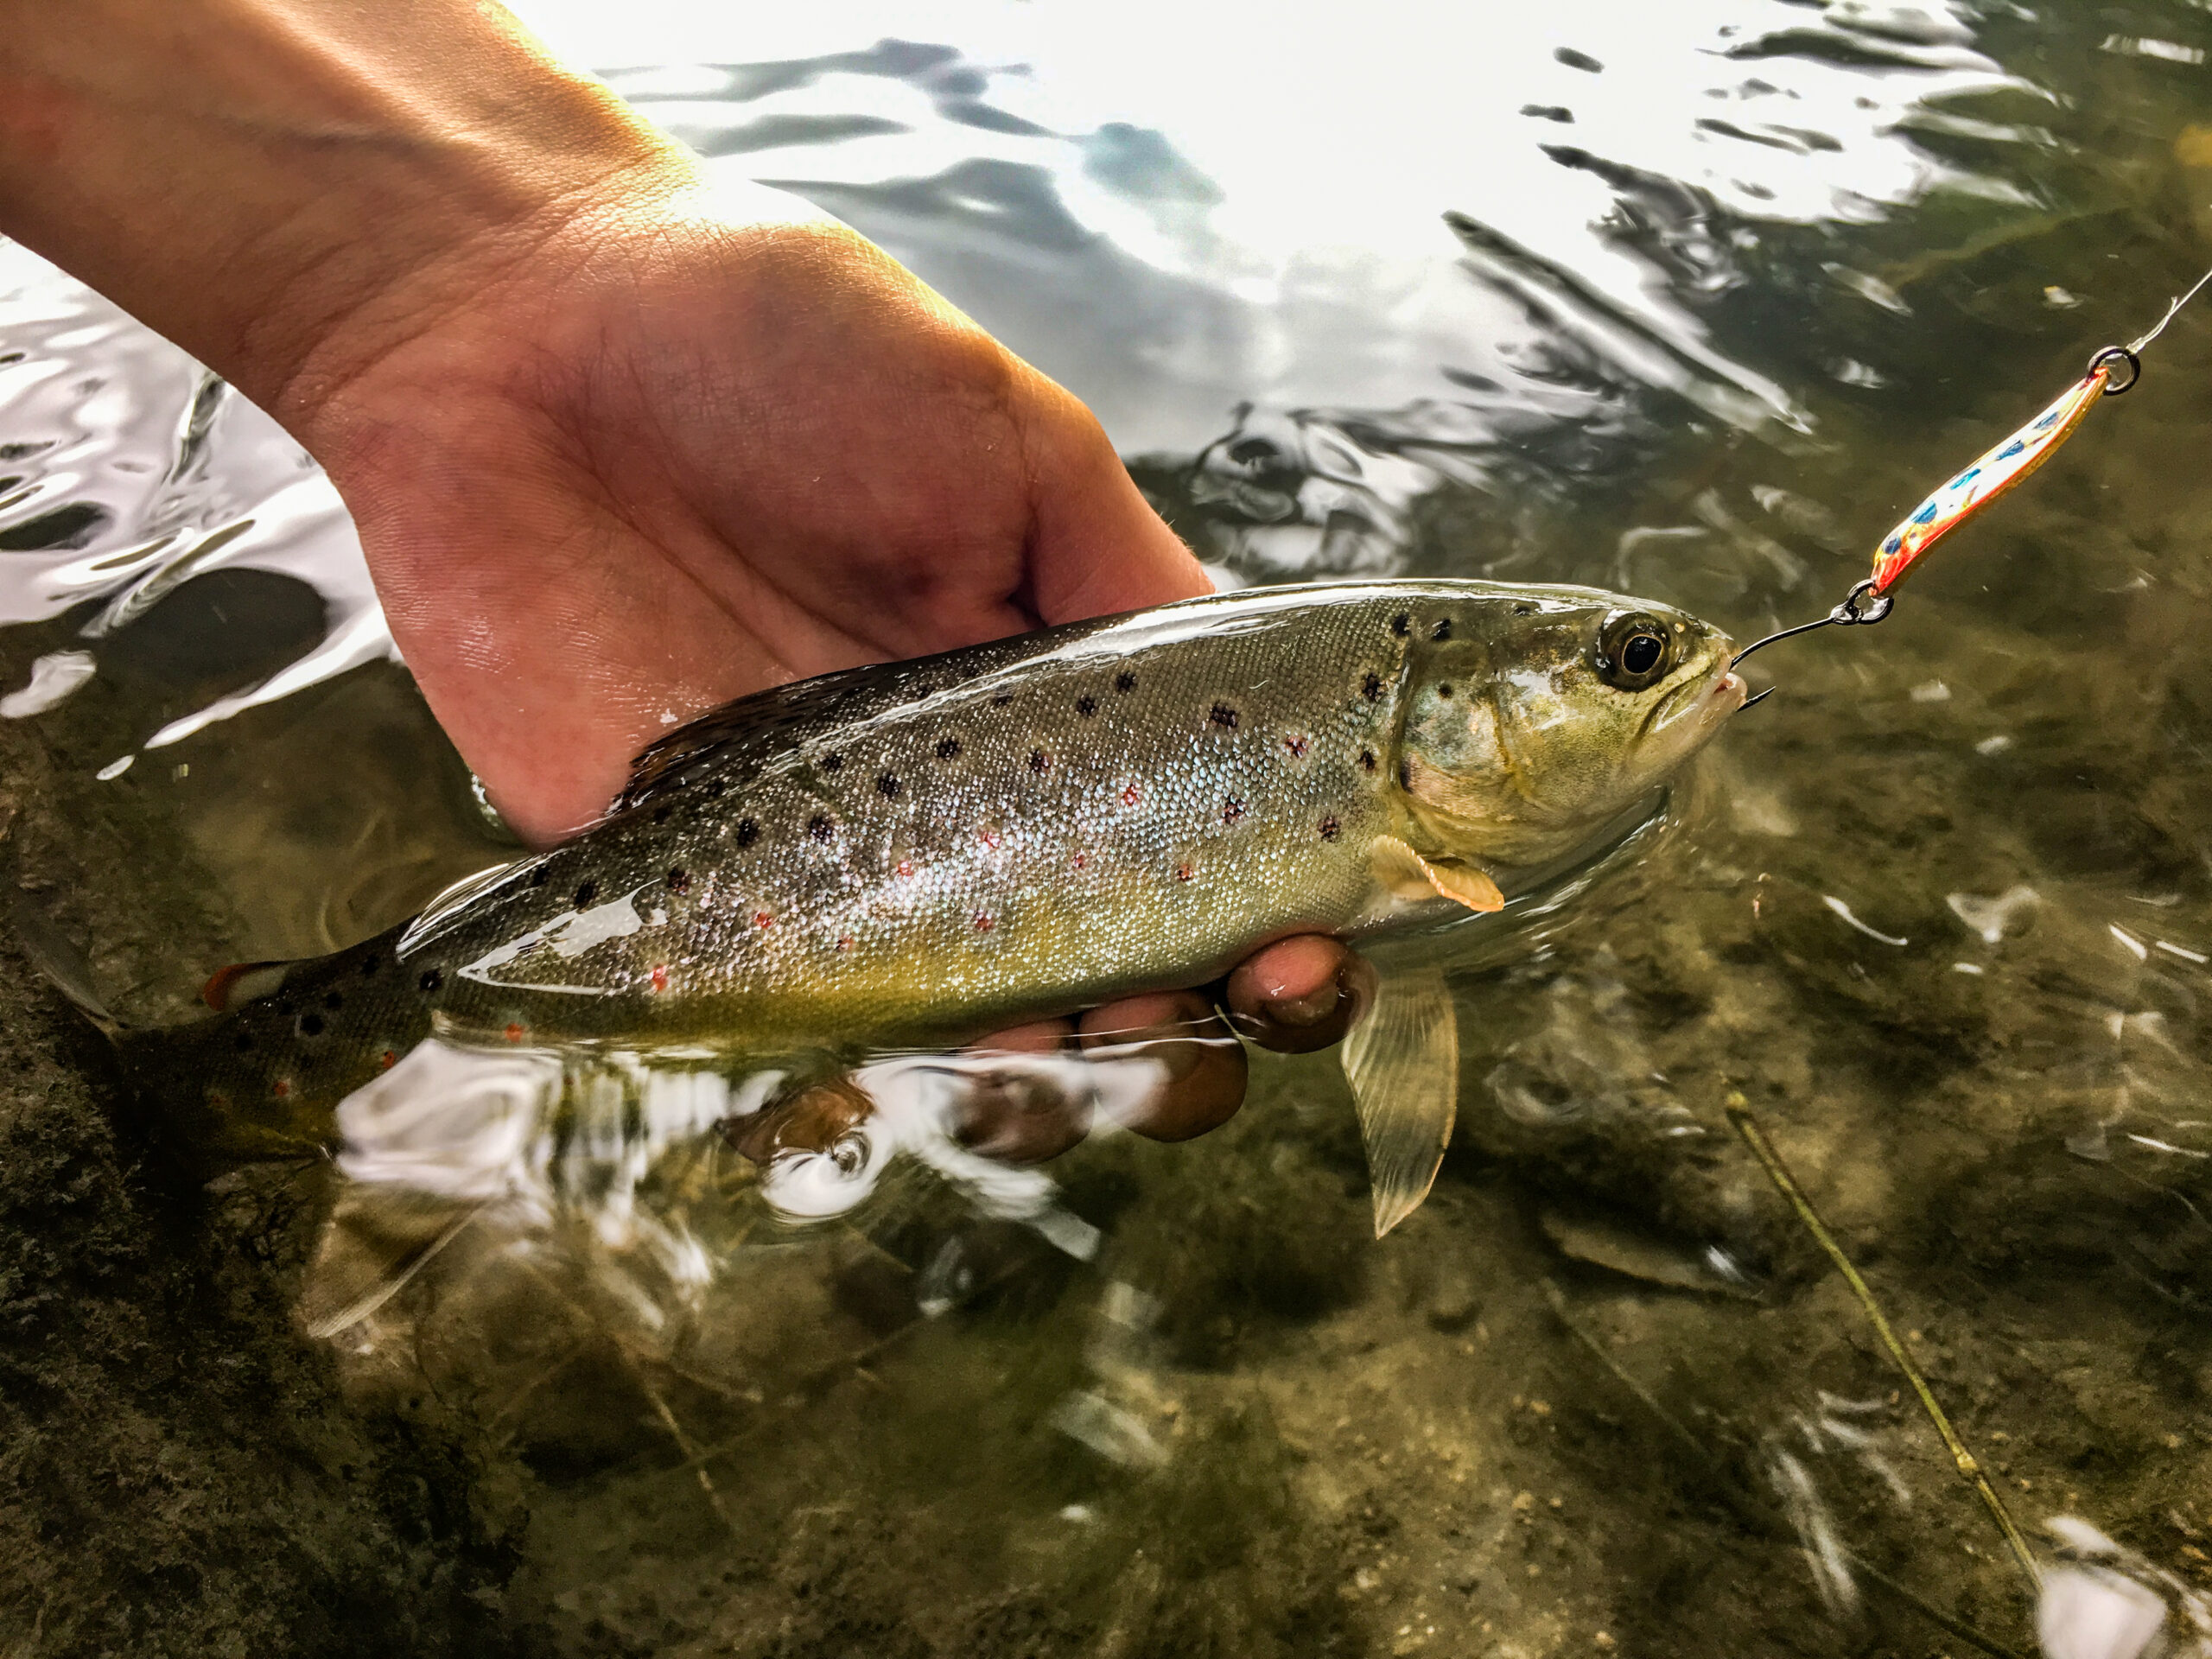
[6, 2, 2212, 1654]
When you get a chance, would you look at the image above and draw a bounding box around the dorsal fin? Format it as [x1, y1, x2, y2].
[611, 619, 1132, 812]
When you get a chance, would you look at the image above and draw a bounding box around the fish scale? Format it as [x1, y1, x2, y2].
[99, 579, 1742, 1173]
[425, 585, 1413, 1051]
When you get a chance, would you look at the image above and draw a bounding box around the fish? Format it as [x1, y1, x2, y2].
[48, 579, 1744, 1236]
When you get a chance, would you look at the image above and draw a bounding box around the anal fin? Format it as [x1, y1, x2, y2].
[1340, 963, 1459, 1237]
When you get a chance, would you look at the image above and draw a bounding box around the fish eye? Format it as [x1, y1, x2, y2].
[1596, 613, 1675, 691]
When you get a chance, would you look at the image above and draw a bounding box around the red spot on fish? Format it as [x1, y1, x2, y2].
[1222, 799, 1244, 824]
[1285, 735, 1309, 758]
[973, 912, 995, 932]
[1071, 851, 1088, 870]
[895, 860, 915, 880]
[1176, 862, 1195, 883]
[1122, 785, 1141, 806]
[272, 1079, 291, 1099]
[836, 936, 855, 951]
[753, 910, 774, 930]
[207, 1090, 231, 1112]
[979, 829, 1001, 849]
[650, 963, 669, 993]
[504, 1022, 525, 1044]
[379, 1050, 396, 1070]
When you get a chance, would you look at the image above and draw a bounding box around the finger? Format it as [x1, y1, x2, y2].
[1225, 937, 1373, 1055]
[950, 1017, 1090, 1164]
[967, 1017, 1076, 1056]
[1077, 990, 1247, 1142]
[721, 1077, 873, 1164]
[949, 1063, 1092, 1166]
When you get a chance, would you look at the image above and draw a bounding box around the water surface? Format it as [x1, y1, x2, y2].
[5, 2, 2212, 1653]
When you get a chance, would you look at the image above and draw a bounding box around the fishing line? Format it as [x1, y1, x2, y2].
[1732, 256, 2212, 700]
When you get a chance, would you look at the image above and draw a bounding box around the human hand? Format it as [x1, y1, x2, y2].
[290, 184, 1365, 1136]
[0, 0, 1364, 1142]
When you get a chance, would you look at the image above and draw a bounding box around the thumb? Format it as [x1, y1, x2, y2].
[1016, 371, 1213, 623]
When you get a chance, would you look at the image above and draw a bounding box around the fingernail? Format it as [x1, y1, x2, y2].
[1265, 985, 1341, 1027]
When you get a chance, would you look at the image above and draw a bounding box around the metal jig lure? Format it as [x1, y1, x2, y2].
[1732, 262, 2212, 703]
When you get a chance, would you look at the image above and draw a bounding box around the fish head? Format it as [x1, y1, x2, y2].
[1395, 592, 1742, 867]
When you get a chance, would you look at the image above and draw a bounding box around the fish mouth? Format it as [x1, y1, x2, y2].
[1643, 655, 1745, 747]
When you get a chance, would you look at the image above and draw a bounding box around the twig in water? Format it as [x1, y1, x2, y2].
[1726, 1098, 2043, 1595]
[1541, 1279, 2026, 1659]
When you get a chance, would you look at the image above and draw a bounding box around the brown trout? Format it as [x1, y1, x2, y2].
[70, 580, 1742, 1232]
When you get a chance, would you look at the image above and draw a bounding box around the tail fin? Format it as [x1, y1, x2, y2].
[12, 894, 123, 1037]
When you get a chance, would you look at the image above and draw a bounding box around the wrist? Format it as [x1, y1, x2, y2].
[0, 0, 693, 423]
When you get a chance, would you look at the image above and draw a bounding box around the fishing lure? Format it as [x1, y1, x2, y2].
[1734, 263, 2212, 679]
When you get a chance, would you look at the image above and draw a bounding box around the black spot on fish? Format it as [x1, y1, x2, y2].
[1209, 703, 1239, 729]
[298, 1013, 324, 1037]
[1437, 684, 1453, 698]
[1029, 749, 1050, 772]
[1076, 696, 1097, 717]
[276, 997, 296, 1017]
[653, 805, 672, 823]
[1222, 798, 1244, 823]
[735, 819, 759, 848]
[418, 969, 442, 994]
[234, 1032, 253, 1052]
[1362, 674, 1382, 701]
[937, 736, 961, 760]
[359, 956, 378, 978]
[1115, 671, 1137, 694]
[323, 991, 343, 1012]
[1399, 758, 1414, 790]
[1431, 618, 1452, 640]
[991, 693, 1014, 707]
[808, 815, 834, 842]
[1359, 748, 1377, 772]
[820, 753, 843, 773]
[530, 867, 549, 887]
[1319, 816, 1340, 841]
[877, 773, 901, 798]
[666, 868, 689, 893]
[1515, 601, 1535, 615]
[704, 779, 726, 798]
[1390, 613, 1409, 637]
[575, 880, 597, 907]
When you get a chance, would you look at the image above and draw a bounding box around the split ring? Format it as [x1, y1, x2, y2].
[2088, 344, 2141, 395]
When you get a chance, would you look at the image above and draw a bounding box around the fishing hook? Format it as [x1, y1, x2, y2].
[1729, 579, 1892, 709]
[1727, 257, 2212, 712]
[1735, 578, 1895, 665]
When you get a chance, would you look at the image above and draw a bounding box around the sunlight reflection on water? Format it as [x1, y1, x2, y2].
[11, 1, 2212, 1653]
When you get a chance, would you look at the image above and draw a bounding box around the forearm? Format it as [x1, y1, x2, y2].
[0, 0, 688, 421]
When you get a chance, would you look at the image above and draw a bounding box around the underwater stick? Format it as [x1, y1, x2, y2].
[1726, 1100, 2044, 1596]
[1540, 1279, 2027, 1659]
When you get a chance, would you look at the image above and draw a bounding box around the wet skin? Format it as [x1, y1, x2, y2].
[0, 2, 1357, 1152]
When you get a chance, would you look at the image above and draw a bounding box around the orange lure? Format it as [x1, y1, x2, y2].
[1732, 261, 2212, 680]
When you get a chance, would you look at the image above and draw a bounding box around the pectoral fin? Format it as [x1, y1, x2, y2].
[1370, 836, 1504, 913]
[1340, 963, 1459, 1237]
